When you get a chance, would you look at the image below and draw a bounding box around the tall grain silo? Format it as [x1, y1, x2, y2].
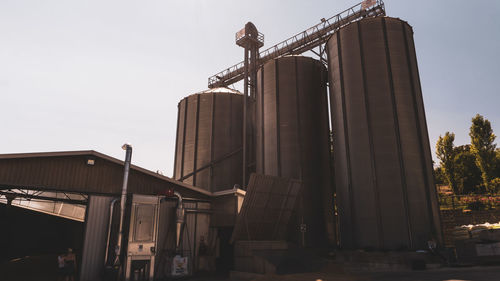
[255, 56, 336, 248]
[327, 17, 441, 250]
[173, 88, 244, 192]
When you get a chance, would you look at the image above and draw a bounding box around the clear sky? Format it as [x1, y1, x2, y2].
[1, 0, 499, 176]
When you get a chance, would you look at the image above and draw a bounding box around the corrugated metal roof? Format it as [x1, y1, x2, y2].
[0, 150, 211, 198]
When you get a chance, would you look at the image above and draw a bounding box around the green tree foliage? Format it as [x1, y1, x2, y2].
[469, 114, 497, 193]
[490, 178, 500, 193]
[495, 148, 500, 178]
[452, 145, 482, 194]
[436, 132, 457, 193]
[433, 166, 446, 185]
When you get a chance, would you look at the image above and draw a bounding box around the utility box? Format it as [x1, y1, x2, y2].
[125, 195, 160, 281]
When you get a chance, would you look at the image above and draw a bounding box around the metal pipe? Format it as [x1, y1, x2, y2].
[114, 143, 132, 266]
[243, 47, 248, 188]
[174, 191, 185, 253]
[104, 198, 119, 266]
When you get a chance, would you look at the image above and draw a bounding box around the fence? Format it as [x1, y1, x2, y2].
[438, 194, 500, 210]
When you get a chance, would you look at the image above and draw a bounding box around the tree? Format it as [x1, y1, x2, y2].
[469, 114, 497, 193]
[452, 145, 482, 194]
[495, 148, 500, 178]
[433, 166, 446, 185]
[436, 132, 458, 193]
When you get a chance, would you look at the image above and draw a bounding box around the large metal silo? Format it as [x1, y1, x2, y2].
[255, 56, 336, 248]
[173, 88, 243, 192]
[327, 17, 441, 250]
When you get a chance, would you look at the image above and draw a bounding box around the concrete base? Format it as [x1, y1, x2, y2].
[232, 241, 445, 278]
[334, 251, 443, 272]
[233, 241, 289, 274]
[229, 270, 264, 281]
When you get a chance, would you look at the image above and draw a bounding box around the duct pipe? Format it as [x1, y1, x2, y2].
[104, 198, 119, 266]
[174, 191, 185, 252]
[114, 143, 132, 267]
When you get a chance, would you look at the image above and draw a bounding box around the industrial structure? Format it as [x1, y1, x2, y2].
[327, 16, 441, 250]
[0, 0, 444, 280]
[0, 151, 221, 280]
[173, 88, 245, 192]
[255, 56, 335, 248]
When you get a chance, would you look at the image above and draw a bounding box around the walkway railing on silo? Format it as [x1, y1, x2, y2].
[208, 0, 385, 88]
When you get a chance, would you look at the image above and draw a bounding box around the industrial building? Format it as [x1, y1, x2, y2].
[0, 151, 243, 280]
[0, 0, 444, 280]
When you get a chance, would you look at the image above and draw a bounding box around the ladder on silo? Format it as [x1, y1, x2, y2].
[207, 0, 385, 89]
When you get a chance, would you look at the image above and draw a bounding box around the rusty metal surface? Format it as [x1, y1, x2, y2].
[255, 56, 335, 248]
[231, 173, 302, 242]
[173, 90, 244, 192]
[327, 17, 441, 251]
[0, 151, 211, 198]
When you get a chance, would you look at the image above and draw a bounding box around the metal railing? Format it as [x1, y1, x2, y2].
[438, 194, 500, 210]
[208, 0, 385, 88]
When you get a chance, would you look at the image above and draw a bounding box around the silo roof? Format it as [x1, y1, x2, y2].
[197, 87, 242, 95]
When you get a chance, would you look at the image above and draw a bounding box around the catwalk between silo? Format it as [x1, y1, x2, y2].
[255, 56, 336, 249]
[327, 16, 441, 250]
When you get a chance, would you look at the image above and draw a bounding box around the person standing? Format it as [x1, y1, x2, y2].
[64, 248, 77, 281]
[57, 253, 66, 281]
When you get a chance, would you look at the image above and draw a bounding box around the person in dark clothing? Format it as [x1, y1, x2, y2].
[63, 248, 77, 281]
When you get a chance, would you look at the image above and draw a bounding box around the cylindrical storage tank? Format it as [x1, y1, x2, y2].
[326, 17, 441, 250]
[255, 56, 335, 248]
[173, 88, 243, 192]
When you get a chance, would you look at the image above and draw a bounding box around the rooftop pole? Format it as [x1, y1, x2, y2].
[114, 143, 132, 273]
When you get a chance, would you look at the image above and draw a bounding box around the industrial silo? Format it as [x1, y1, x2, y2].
[173, 88, 244, 192]
[255, 56, 336, 248]
[327, 17, 441, 250]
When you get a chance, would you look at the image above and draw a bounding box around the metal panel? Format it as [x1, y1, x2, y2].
[174, 98, 187, 180]
[0, 189, 86, 221]
[155, 199, 212, 277]
[255, 56, 335, 247]
[80, 195, 115, 281]
[0, 151, 211, 199]
[231, 174, 302, 242]
[405, 23, 443, 244]
[155, 200, 176, 278]
[327, 17, 441, 250]
[174, 89, 244, 192]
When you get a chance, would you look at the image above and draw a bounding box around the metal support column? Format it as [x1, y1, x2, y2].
[236, 22, 264, 188]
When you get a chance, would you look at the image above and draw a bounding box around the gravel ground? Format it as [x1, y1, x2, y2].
[252, 266, 500, 281]
[1, 255, 499, 281]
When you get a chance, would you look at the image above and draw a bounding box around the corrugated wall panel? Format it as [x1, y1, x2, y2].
[327, 32, 354, 248]
[174, 99, 187, 179]
[196, 94, 214, 189]
[80, 195, 114, 281]
[386, 19, 430, 245]
[183, 95, 199, 185]
[255, 57, 335, 247]
[174, 91, 244, 192]
[341, 22, 380, 248]
[327, 17, 441, 250]
[405, 23, 443, 242]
